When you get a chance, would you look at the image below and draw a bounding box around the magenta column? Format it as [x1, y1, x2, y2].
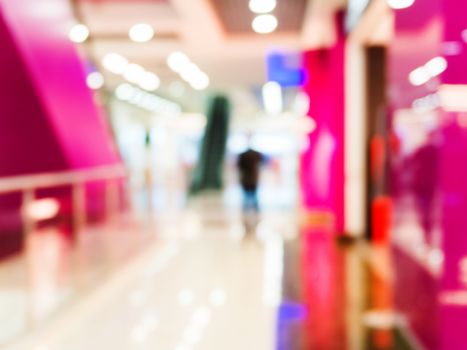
[300, 16, 345, 233]
[0, 0, 122, 256]
[389, 0, 467, 348]
[438, 1, 467, 348]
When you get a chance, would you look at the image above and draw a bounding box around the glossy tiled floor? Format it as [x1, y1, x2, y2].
[1, 187, 416, 350]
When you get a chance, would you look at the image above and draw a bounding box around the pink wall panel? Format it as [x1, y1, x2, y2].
[0, 11, 69, 176]
[300, 15, 345, 232]
[389, 0, 467, 348]
[0, 0, 120, 169]
[0, 0, 122, 257]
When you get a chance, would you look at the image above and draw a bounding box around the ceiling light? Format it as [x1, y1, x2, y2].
[115, 84, 182, 114]
[138, 72, 160, 91]
[409, 66, 430, 86]
[387, 0, 415, 9]
[129, 90, 145, 106]
[439, 84, 467, 112]
[167, 52, 190, 73]
[425, 56, 447, 77]
[249, 0, 277, 14]
[102, 53, 128, 75]
[115, 83, 134, 100]
[86, 71, 104, 90]
[69, 24, 90, 43]
[300, 117, 317, 134]
[167, 52, 209, 91]
[190, 72, 210, 90]
[124, 63, 145, 83]
[129, 23, 154, 43]
[262, 81, 282, 114]
[408, 56, 448, 86]
[252, 14, 278, 34]
[292, 91, 310, 116]
[180, 63, 201, 82]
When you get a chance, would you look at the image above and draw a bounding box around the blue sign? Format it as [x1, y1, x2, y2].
[267, 52, 305, 87]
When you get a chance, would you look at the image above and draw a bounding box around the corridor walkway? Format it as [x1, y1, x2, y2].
[2, 192, 415, 350]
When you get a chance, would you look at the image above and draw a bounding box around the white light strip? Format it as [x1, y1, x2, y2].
[166, 52, 210, 90]
[438, 84, 467, 112]
[102, 53, 128, 75]
[129, 23, 154, 43]
[409, 66, 430, 86]
[249, 0, 276, 14]
[411, 93, 439, 112]
[387, 0, 415, 10]
[69, 24, 90, 43]
[86, 71, 104, 90]
[102, 53, 160, 91]
[262, 81, 282, 115]
[408, 56, 448, 86]
[425, 56, 448, 77]
[252, 14, 278, 34]
[115, 83, 181, 115]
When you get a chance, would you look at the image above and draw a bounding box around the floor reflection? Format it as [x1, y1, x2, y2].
[278, 224, 415, 350]
[0, 221, 155, 347]
[0, 193, 419, 350]
[300, 226, 347, 350]
[26, 227, 72, 324]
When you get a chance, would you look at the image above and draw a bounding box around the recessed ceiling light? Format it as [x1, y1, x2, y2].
[262, 81, 282, 114]
[138, 72, 160, 91]
[123, 63, 145, 83]
[190, 72, 210, 90]
[252, 14, 278, 34]
[69, 24, 89, 43]
[102, 53, 128, 74]
[249, 0, 276, 14]
[387, 0, 415, 9]
[129, 23, 154, 43]
[180, 63, 202, 82]
[408, 56, 448, 86]
[86, 72, 104, 90]
[409, 66, 430, 86]
[167, 52, 190, 73]
[115, 83, 134, 101]
[425, 56, 448, 77]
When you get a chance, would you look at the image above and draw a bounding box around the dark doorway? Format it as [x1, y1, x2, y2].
[364, 46, 388, 240]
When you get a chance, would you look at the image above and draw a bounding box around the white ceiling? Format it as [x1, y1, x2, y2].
[77, 0, 346, 113]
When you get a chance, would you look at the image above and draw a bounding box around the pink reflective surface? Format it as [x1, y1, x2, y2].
[300, 15, 345, 232]
[300, 226, 347, 349]
[389, 0, 467, 348]
[0, 0, 120, 170]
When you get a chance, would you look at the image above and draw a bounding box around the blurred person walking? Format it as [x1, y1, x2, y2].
[237, 146, 263, 212]
[237, 145, 264, 237]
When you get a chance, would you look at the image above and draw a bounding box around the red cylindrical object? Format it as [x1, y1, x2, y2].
[372, 196, 393, 243]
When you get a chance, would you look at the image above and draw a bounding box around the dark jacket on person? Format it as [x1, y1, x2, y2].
[237, 149, 263, 191]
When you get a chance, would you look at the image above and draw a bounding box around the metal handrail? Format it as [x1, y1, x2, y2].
[0, 164, 127, 234]
[0, 164, 126, 194]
